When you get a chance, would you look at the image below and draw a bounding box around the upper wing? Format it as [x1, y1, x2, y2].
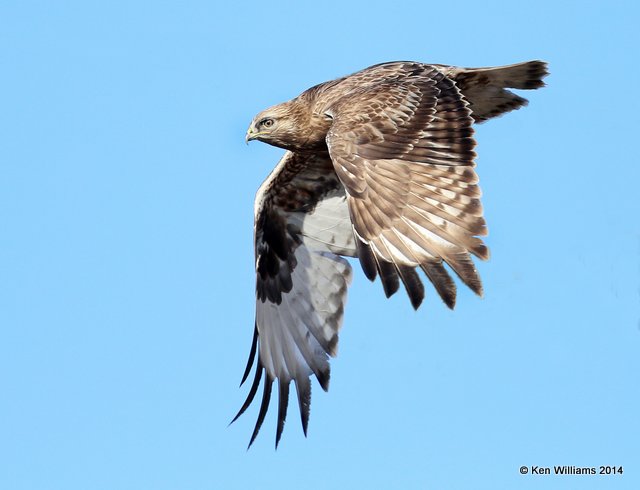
[325, 64, 488, 309]
[232, 151, 356, 448]
[434, 60, 549, 122]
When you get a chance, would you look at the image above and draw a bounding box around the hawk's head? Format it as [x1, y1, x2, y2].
[246, 103, 299, 150]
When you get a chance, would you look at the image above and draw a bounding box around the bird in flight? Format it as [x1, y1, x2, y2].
[233, 60, 548, 448]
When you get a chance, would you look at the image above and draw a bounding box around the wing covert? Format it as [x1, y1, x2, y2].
[326, 65, 488, 309]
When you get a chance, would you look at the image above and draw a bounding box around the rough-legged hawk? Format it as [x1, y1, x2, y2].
[233, 60, 548, 448]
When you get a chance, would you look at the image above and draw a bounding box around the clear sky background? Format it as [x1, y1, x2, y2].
[1, 1, 639, 489]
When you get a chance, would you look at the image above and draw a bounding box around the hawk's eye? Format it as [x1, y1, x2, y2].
[260, 118, 274, 128]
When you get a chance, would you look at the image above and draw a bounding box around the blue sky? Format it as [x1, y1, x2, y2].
[1, 1, 639, 489]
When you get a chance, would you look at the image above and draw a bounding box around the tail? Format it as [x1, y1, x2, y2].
[438, 60, 549, 123]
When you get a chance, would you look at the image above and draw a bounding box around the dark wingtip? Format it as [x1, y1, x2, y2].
[446, 253, 484, 298]
[275, 380, 290, 449]
[230, 355, 263, 427]
[396, 265, 425, 310]
[442, 286, 456, 309]
[294, 377, 311, 437]
[240, 325, 259, 387]
[316, 367, 330, 392]
[421, 261, 457, 309]
[247, 375, 273, 450]
[355, 236, 378, 281]
[378, 260, 400, 298]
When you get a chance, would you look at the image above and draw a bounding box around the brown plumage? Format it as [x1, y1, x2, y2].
[235, 60, 548, 448]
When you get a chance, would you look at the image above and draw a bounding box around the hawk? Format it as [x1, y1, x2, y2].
[233, 60, 548, 448]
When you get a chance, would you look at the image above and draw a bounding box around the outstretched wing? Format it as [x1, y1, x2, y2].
[325, 64, 488, 310]
[435, 60, 549, 123]
[232, 151, 355, 448]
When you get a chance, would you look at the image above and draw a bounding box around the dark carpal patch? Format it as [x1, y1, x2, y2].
[255, 209, 298, 304]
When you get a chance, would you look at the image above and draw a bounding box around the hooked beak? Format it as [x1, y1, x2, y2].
[245, 126, 257, 144]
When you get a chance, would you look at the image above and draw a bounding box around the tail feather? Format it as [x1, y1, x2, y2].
[438, 60, 549, 123]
